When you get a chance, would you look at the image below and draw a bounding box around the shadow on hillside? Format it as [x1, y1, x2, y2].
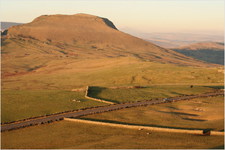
[77, 118, 214, 131]
[88, 86, 119, 103]
[174, 49, 224, 65]
[155, 110, 199, 117]
[182, 118, 207, 122]
[170, 91, 183, 96]
[165, 106, 180, 110]
[101, 17, 118, 30]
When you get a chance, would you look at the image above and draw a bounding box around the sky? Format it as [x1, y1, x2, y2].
[0, 0, 224, 35]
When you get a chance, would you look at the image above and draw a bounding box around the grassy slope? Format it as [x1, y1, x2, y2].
[1, 90, 106, 123]
[6, 14, 215, 67]
[2, 54, 223, 90]
[1, 120, 224, 149]
[83, 96, 224, 131]
[2, 37, 223, 91]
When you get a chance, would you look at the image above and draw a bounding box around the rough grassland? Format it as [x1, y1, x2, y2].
[2, 48, 224, 91]
[83, 96, 224, 131]
[1, 90, 106, 123]
[1, 120, 224, 149]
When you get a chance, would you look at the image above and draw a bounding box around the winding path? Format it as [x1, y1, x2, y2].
[1, 91, 224, 132]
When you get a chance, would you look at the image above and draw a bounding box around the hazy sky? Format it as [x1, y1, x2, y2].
[0, 0, 224, 34]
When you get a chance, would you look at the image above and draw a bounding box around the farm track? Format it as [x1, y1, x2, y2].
[1, 91, 224, 132]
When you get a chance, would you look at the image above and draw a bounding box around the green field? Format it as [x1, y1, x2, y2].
[1, 90, 106, 123]
[88, 85, 216, 103]
[82, 96, 224, 131]
[2, 93, 224, 149]
[1, 120, 224, 149]
[1, 85, 220, 123]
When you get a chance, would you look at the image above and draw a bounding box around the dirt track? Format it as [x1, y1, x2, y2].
[1, 91, 224, 132]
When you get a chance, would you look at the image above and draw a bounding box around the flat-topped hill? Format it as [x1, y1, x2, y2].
[7, 14, 119, 43]
[4, 14, 213, 67]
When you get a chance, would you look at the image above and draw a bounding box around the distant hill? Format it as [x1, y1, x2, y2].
[1, 22, 22, 31]
[173, 42, 224, 65]
[174, 42, 224, 51]
[120, 29, 224, 48]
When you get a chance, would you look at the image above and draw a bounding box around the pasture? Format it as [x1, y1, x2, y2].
[1, 90, 106, 123]
[82, 96, 224, 131]
[1, 120, 224, 149]
[87, 85, 216, 103]
[1, 85, 219, 123]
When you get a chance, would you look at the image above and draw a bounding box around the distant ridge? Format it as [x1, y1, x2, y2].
[1, 22, 22, 31]
[173, 42, 224, 65]
[174, 42, 224, 51]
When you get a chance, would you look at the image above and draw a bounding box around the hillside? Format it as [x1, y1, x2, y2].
[1, 14, 223, 91]
[4, 14, 212, 66]
[173, 42, 224, 65]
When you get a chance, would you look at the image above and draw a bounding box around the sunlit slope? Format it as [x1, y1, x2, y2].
[2, 38, 223, 90]
[2, 14, 223, 90]
[5, 14, 213, 66]
[2, 53, 223, 90]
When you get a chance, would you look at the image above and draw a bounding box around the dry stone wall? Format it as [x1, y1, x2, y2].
[85, 86, 115, 104]
[64, 118, 224, 136]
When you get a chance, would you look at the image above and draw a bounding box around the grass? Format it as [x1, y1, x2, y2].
[1, 85, 218, 123]
[2, 20, 224, 149]
[1, 90, 106, 123]
[82, 96, 224, 131]
[87, 85, 215, 103]
[2, 59, 223, 90]
[1, 120, 224, 149]
[2, 39, 224, 91]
